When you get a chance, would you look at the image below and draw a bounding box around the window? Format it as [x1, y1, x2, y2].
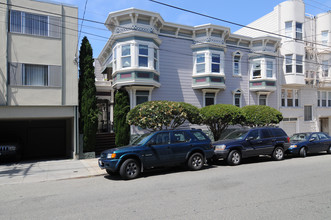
[281, 89, 299, 107]
[10, 10, 49, 37]
[322, 60, 329, 77]
[233, 90, 241, 107]
[154, 48, 158, 70]
[233, 52, 241, 76]
[285, 21, 292, 38]
[296, 55, 303, 73]
[150, 132, 170, 145]
[259, 94, 267, 106]
[318, 133, 328, 140]
[296, 22, 303, 40]
[136, 91, 149, 105]
[322, 31, 328, 46]
[191, 131, 207, 141]
[138, 45, 148, 67]
[252, 61, 261, 78]
[205, 93, 215, 106]
[266, 61, 273, 78]
[211, 54, 220, 73]
[121, 44, 131, 68]
[22, 64, 48, 86]
[328, 92, 331, 107]
[318, 91, 331, 107]
[173, 131, 189, 143]
[304, 106, 312, 121]
[286, 55, 292, 73]
[196, 54, 205, 73]
[113, 47, 117, 70]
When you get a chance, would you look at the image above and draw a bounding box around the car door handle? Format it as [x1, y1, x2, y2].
[257, 141, 262, 144]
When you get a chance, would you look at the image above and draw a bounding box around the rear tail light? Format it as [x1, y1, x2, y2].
[287, 137, 290, 143]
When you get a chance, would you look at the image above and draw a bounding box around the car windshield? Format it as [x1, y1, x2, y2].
[131, 132, 154, 145]
[290, 133, 308, 141]
[223, 130, 249, 140]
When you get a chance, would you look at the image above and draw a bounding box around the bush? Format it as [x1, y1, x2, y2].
[127, 101, 201, 131]
[200, 104, 245, 141]
[114, 90, 131, 147]
[242, 105, 283, 127]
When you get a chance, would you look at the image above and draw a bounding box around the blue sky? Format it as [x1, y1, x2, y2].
[46, 0, 331, 57]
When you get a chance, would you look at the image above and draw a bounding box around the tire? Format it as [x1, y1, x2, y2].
[106, 169, 115, 175]
[272, 147, 284, 161]
[299, 147, 307, 158]
[188, 153, 204, 170]
[227, 150, 241, 166]
[327, 146, 331, 154]
[119, 159, 140, 180]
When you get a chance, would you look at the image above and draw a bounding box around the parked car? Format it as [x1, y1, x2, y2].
[213, 127, 290, 165]
[98, 129, 214, 179]
[286, 132, 331, 157]
[0, 135, 22, 162]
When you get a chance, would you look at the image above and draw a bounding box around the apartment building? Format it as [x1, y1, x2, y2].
[95, 8, 282, 136]
[0, 0, 79, 159]
[235, 0, 331, 135]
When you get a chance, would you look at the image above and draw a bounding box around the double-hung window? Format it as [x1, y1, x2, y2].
[321, 31, 328, 46]
[138, 45, 148, 67]
[233, 90, 242, 107]
[136, 91, 149, 105]
[318, 91, 331, 107]
[233, 52, 241, 76]
[205, 93, 215, 106]
[322, 60, 329, 77]
[121, 44, 131, 68]
[196, 53, 205, 73]
[266, 61, 273, 78]
[281, 89, 299, 107]
[304, 106, 312, 121]
[252, 61, 261, 78]
[296, 55, 303, 73]
[211, 54, 220, 73]
[285, 21, 292, 38]
[22, 64, 48, 86]
[259, 94, 267, 106]
[285, 55, 293, 73]
[296, 22, 303, 40]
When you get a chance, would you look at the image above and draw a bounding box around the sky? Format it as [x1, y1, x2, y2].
[42, 0, 331, 57]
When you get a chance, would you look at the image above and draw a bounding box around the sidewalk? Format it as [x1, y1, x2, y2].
[0, 158, 106, 186]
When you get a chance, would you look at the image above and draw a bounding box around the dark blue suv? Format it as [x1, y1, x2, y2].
[213, 127, 290, 165]
[98, 129, 213, 179]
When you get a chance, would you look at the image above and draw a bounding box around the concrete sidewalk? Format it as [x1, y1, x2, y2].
[0, 158, 106, 186]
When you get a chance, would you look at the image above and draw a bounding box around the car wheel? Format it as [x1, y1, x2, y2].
[272, 147, 284, 160]
[227, 150, 241, 166]
[188, 153, 204, 170]
[106, 169, 115, 175]
[299, 147, 307, 158]
[327, 146, 331, 154]
[119, 159, 140, 180]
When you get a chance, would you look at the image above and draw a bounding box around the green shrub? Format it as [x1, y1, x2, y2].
[242, 105, 283, 127]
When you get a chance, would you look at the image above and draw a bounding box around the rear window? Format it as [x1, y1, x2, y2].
[271, 128, 287, 137]
[191, 131, 208, 141]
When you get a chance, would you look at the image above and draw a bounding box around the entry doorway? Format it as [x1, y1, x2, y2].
[320, 118, 329, 134]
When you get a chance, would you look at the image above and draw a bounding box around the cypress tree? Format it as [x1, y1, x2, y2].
[114, 89, 130, 146]
[79, 36, 98, 152]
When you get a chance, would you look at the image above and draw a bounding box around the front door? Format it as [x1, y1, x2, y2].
[320, 118, 329, 135]
[145, 132, 172, 166]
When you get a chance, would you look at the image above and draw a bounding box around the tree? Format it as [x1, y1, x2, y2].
[242, 105, 283, 127]
[200, 104, 245, 141]
[114, 89, 130, 147]
[127, 101, 201, 131]
[79, 36, 98, 152]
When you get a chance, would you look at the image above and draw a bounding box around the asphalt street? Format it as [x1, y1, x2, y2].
[0, 154, 330, 220]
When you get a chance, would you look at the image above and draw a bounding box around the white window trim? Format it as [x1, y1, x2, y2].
[282, 89, 299, 107]
[126, 86, 154, 109]
[202, 89, 220, 107]
[193, 50, 224, 75]
[304, 105, 313, 121]
[232, 89, 242, 107]
[257, 92, 270, 106]
[232, 51, 242, 77]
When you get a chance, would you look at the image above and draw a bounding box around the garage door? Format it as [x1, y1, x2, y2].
[281, 122, 297, 137]
[0, 120, 66, 160]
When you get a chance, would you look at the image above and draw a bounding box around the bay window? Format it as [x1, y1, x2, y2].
[211, 54, 220, 73]
[322, 31, 328, 46]
[296, 22, 303, 40]
[296, 55, 303, 73]
[285, 54, 292, 73]
[196, 54, 205, 73]
[154, 48, 158, 70]
[252, 61, 261, 78]
[266, 61, 273, 78]
[121, 44, 131, 68]
[139, 45, 148, 67]
[322, 60, 329, 77]
[285, 21, 292, 38]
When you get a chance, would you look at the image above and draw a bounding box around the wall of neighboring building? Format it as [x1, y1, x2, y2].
[0, 1, 8, 105]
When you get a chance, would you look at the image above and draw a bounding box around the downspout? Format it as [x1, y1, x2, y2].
[6, 0, 9, 106]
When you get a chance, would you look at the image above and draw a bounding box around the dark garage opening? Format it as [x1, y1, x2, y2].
[0, 119, 68, 161]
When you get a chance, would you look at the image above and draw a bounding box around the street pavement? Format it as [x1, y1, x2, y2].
[0, 158, 105, 185]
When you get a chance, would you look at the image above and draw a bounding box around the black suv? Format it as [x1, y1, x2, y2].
[213, 127, 290, 165]
[99, 129, 214, 179]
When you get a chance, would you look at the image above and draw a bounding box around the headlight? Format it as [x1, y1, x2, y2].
[107, 153, 116, 159]
[289, 145, 297, 149]
[214, 144, 226, 151]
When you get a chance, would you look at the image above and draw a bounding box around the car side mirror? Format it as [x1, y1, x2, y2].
[309, 137, 316, 142]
